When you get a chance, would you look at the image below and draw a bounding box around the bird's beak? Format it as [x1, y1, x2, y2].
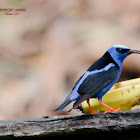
[128, 49, 140, 54]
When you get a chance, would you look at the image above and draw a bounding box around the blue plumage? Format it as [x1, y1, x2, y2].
[54, 45, 140, 112]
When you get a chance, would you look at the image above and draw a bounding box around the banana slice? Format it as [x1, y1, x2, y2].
[81, 78, 140, 113]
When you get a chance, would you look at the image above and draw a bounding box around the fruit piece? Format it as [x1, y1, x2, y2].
[81, 78, 140, 113]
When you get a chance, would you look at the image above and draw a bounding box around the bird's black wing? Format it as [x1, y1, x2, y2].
[73, 66, 117, 108]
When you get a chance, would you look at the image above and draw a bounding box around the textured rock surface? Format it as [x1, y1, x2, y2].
[0, 110, 140, 139]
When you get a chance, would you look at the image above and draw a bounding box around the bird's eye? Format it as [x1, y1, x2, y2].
[116, 48, 130, 53]
[116, 48, 123, 53]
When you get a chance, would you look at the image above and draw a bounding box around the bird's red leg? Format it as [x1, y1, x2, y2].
[87, 100, 99, 113]
[98, 99, 120, 113]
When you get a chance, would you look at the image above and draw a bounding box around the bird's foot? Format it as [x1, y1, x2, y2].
[105, 107, 120, 114]
[87, 100, 100, 113]
[98, 99, 120, 114]
[90, 109, 100, 113]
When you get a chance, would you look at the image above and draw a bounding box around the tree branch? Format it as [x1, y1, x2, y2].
[0, 110, 140, 139]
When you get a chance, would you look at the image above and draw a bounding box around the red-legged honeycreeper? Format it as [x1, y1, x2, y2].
[54, 45, 140, 113]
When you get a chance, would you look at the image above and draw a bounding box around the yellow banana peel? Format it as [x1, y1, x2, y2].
[80, 78, 140, 113]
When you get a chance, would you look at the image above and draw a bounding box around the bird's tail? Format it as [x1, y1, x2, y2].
[54, 96, 73, 112]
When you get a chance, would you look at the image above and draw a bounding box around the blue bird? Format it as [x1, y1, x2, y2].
[54, 45, 140, 113]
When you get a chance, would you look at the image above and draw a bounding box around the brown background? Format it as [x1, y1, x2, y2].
[0, 0, 140, 119]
